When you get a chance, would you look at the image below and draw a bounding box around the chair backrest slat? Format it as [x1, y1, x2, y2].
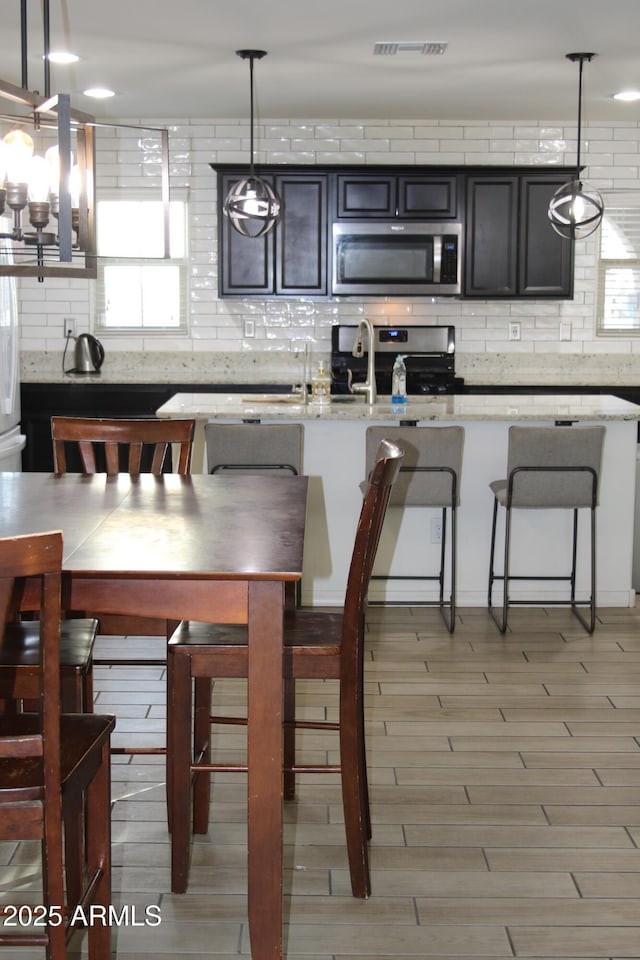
[342, 439, 403, 648]
[51, 417, 196, 477]
[0, 532, 63, 770]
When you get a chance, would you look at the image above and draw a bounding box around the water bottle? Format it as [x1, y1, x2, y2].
[391, 354, 407, 404]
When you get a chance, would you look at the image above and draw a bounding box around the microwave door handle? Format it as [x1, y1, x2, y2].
[433, 235, 442, 283]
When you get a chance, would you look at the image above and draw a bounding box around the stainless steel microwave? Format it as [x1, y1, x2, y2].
[332, 221, 462, 296]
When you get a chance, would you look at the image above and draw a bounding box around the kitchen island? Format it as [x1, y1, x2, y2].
[157, 392, 640, 611]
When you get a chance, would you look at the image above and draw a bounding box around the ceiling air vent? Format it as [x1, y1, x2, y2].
[373, 41, 448, 56]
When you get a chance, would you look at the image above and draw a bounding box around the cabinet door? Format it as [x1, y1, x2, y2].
[275, 174, 328, 295]
[519, 176, 573, 297]
[398, 176, 458, 218]
[336, 175, 397, 217]
[465, 177, 518, 296]
[218, 173, 274, 296]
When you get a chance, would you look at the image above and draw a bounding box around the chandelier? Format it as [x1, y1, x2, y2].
[0, 0, 99, 279]
[223, 50, 281, 239]
[548, 53, 604, 241]
[0, 0, 171, 280]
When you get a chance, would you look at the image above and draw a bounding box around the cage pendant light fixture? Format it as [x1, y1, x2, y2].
[0, 0, 97, 279]
[548, 52, 604, 241]
[223, 50, 281, 238]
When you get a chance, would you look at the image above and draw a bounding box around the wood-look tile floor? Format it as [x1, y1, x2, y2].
[3, 604, 640, 958]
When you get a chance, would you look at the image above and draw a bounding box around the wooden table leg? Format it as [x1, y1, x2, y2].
[247, 580, 285, 960]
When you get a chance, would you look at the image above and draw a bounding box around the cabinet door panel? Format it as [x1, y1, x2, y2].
[275, 175, 327, 295]
[465, 177, 518, 296]
[336, 175, 396, 217]
[399, 176, 458, 218]
[519, 177, 573, 297]
[218, 173, 273, 295]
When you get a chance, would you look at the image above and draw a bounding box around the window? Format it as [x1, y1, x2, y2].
[94, 196, 188, 333]
[596, 196, 640, 334]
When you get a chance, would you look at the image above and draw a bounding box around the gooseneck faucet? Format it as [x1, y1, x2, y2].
[351, 317, 377, 405]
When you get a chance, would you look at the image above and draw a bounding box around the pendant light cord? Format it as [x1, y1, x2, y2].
[567, 52, 595, 184]
[20, 0, 28, 89]
[18, 0, 52, 96]
[248, 53, 255, 180]
[575, 55, 584, 181]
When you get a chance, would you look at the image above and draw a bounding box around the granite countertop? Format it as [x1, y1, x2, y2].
[157, 392, 640, 422]
[20, 349, 640, 389]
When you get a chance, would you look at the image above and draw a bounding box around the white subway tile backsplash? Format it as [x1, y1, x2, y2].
[15, 116, 640, 376]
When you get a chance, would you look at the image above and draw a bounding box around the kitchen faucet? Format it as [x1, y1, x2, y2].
[351, 318, 377, 405]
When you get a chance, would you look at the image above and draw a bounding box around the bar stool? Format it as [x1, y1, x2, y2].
[364, 425, 464, 632]
[205, 422, 303, 476]
[488, 424, 605, 634]
[206, 422, 304, 605]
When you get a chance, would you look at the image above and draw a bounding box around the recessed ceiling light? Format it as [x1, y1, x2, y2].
[373, 41, 448, 56]
[83, 86, 116, 99]
[45, 51, 79, 64]
[613, 90, 640, 101]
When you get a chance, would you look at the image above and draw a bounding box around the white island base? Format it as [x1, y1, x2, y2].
[157, 394, 639, 610]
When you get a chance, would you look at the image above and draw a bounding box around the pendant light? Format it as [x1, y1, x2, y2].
[223, 50, 281, 239]
[548, 52, 604, 241]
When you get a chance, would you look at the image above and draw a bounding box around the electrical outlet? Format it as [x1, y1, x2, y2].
[509, 321, 521, 341]
[63, 318, 76, 338]
[243, 319, 255, 338]
[560, 322, 572, 341]
[431, 517, 442, 544]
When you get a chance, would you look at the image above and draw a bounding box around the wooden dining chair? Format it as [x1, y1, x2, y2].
[50, 415, 196, 754]
[51, 415, 195, 477]
[167, 438, 404, 898]
[0, 617, 98, 713]
[0, 531, 115, 959]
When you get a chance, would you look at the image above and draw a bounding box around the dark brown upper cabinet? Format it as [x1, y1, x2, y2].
[217, 169, 327, 297]
[465, 173, 573, 298]
[336, 173, 459, 219]
[214, 164, 574, 300]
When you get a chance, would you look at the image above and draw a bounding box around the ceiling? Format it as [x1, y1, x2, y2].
[2, 0, 640, 123]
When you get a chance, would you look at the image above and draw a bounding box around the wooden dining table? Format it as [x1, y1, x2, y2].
[0, 470, 308, 960]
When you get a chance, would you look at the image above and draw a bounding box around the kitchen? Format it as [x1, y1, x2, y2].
[2, 1, 640, 958]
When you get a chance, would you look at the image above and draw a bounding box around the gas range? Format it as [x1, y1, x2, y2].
[330, 324, 464, 396]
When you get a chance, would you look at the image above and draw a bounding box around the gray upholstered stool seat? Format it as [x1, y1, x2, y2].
[488, 424, 605, 633]
[205, 422, 303, 476]
[205, 422, 304, 604]
[365, 425, 464, 631]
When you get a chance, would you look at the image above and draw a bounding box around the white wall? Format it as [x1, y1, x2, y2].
[16, 116, 640, 372]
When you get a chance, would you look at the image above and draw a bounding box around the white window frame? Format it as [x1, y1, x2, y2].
[93, 190, 188, 335]
[596, 193, 640, 336]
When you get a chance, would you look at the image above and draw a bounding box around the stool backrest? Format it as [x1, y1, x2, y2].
[365, 425, 464, 506]
[51, 417, 195, 476]
[205, 422, 303, 475]
[505, 425, 605, 507]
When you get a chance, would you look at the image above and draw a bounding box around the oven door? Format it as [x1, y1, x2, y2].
[332, 222, 461, 296]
